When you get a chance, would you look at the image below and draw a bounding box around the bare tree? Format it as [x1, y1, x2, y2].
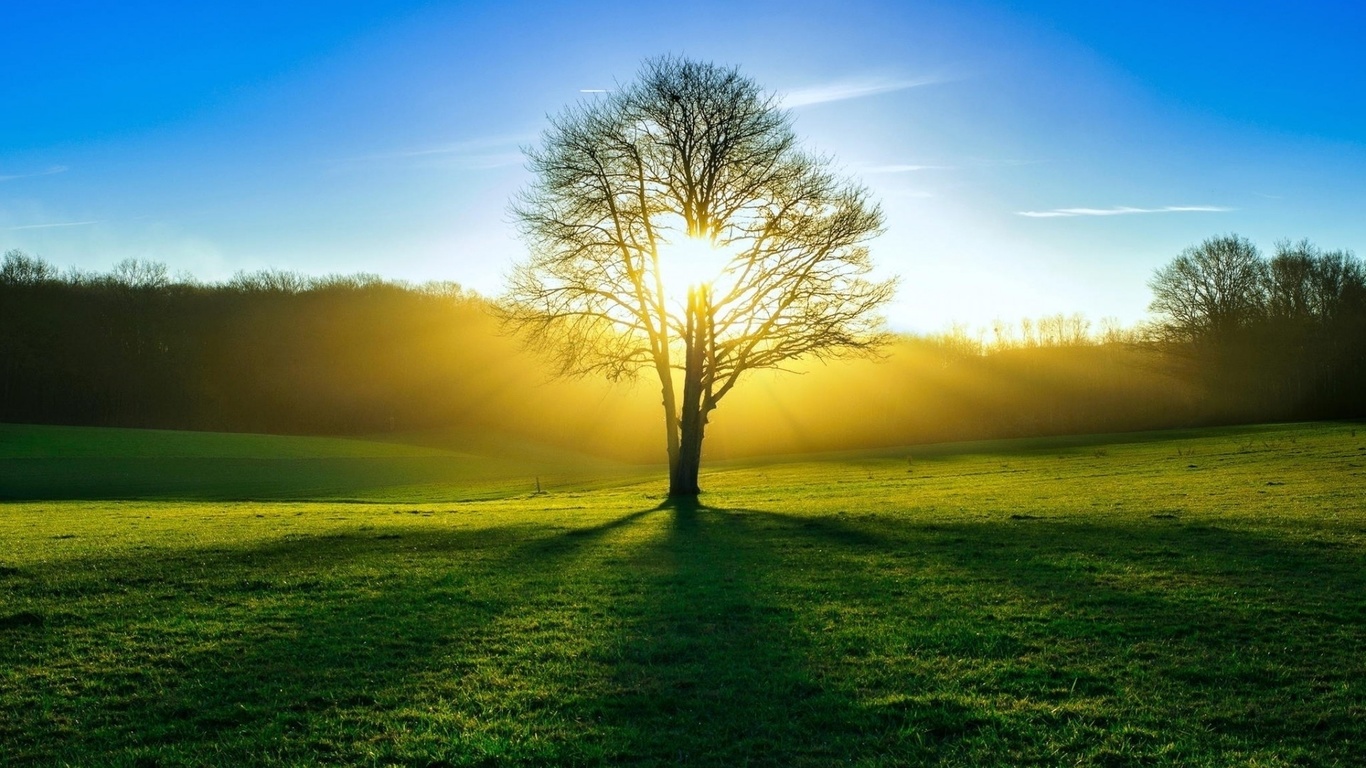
[1037, 313, 1064, 346]
[1064, 313, 1091, 345]
[1309, 249, 1366, 323]
[109, 258, 170, 290]
[229, 268, 312, 294]
[1267, 239, 1318, 322]
[1269, 239, 1366, 324]
[1148, 234, 1267, 343]
[988, 318, 1013, 351]
[0, 250, 59, 285]
[501, 57, 895, 496]
[1097, 316, 1129, 345]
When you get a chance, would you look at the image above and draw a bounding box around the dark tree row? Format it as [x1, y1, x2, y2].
[1147, 235, 1366, 420]
[0, 251, 519, 435]
[1, 236, 1362, 458]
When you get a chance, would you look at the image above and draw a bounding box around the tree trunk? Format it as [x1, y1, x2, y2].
[669, 286, 711, 497]
[659, 370, 681, 491]
[672, 407, 705, 496]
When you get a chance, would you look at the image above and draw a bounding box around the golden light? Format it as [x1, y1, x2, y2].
[656, 233, 735, 312]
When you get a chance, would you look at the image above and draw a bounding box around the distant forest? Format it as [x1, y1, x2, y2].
[2, 234, 1362, 461]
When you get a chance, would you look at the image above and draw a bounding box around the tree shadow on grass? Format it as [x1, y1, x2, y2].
[587, 505, 1366, 765]
[567, 500, 988, 766]
[2, 508, 666, 766]
[5, 503, 1364, 766]
[722, 508, 1366, 762]
[584, 499, 819, 762]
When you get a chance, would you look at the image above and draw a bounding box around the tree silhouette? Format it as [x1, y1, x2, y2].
[1, 249, 59, 285]
[1147, 234, 1267, 344]
[501, 57, 894, 496]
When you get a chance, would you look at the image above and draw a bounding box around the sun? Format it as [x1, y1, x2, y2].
[656, 232, 735, 311]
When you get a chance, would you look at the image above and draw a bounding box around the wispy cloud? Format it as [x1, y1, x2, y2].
[5, 219, 99, 230]
[0, 165, 68, 183]
[781, 76, 940, 108]
[1017, 205, 1233, 219]
[884, 188, 936, 199]
[341, 134, 534, 170]
[854, 163, 952, 174]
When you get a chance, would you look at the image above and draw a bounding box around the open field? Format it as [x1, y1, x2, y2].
[2, 422, 1364, 765]
[0, 423, 642, 502]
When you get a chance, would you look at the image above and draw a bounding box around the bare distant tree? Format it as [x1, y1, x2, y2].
[1097, 316, 1128, 345]
[1063, 313, 1091, 345]
[502, 56, 895, 496]
[1309, 249, 1366, 322]
[1148, 234, 1267, 343]
[229, 268, 312, 294]
[1268, 239, 1366, 324]
[1019, 317, 1037, 348]
[1267, 239, 1318, 322]
[110, 258, 170, 290]
[1037, 313, 1064, 346]
[0, 250, 59, 285]
[989, 318, 1013, 351]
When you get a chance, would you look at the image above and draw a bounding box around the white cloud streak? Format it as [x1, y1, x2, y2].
[5, 220, 100, 230]
[781, 76, 939, 108]
[0, 165, 68, 183]
[339, 134, 535, 171]
[384, 134, 533, 167]
[854, 163, 951, 174]
[401, 150, 524, 169]
[1017, 205, 1233, 218]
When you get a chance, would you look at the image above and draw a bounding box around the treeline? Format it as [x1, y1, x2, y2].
[704, 338, 1201, 456]
[927, 314, 1139, 358]
[1145, 235, 1366, 421]
[909, 235, 1366, 435]
[1, 238, 1362, 461]
[0, 252, 661, 454]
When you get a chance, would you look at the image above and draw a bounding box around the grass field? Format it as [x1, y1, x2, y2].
[0, 423, 641, 502]
[2, 421, 1364, 766]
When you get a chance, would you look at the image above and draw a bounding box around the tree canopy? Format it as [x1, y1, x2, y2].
[501, 56, 895, 495]
[1147, 234, 1267, 344]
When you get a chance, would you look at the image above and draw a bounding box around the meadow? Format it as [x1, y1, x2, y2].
[2, 421, 1363, 766]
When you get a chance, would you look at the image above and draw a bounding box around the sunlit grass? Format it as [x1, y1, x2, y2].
[2, 421, 1364, 765]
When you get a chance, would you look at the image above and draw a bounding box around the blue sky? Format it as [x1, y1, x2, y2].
[3, 0, 1363, 332]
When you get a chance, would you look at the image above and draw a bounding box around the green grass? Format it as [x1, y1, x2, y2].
[0, 423, 641, 501]
[2, 421, 1364, 766]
